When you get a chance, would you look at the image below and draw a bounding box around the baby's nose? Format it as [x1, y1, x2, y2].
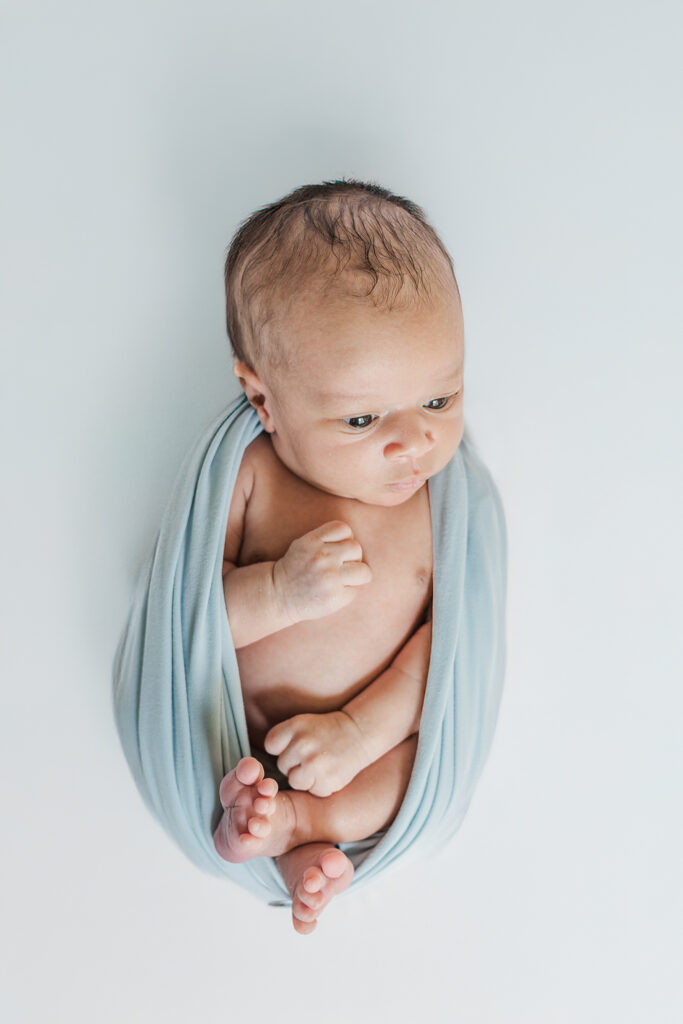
[383, 417, 435, 461]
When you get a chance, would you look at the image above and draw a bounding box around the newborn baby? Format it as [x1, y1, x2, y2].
[213, 180, 465, 934]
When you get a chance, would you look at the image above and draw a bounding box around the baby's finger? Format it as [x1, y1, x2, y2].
[309, 779, 335, 798]
[276, 744, 304, 776]
[313, 520, 353, 542]
[263, 721, 293, 755]
[287, 763, 315, 792]
[340, 560, 373, 586]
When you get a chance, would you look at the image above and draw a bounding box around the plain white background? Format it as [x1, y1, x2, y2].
[2, 1, 681, 1021]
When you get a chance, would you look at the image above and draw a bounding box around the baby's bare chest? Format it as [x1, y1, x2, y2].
[235, 437, 433, 746]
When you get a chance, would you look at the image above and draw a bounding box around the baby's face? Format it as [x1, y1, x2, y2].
[235, 287, 465, 507]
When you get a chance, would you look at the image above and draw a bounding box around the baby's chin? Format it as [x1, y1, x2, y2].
[343, 479, 428, 507]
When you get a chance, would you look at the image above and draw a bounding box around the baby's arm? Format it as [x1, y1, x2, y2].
[223, 516, 373, 648]
[344, 614, 432, 760]
[221, 454, 297, 650]
[264, 614, 432, 796]
[223, 561, 298, 649]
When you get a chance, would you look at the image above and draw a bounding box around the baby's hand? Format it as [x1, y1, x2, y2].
[272, 520, 373, 625]
[263, 711, 372, 797]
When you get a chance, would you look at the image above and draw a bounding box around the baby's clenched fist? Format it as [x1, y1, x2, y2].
[272, 520, 372, 625]
[264, 710, 373, 797]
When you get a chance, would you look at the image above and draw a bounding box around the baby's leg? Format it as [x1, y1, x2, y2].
[214, 735, 418, 932]
[274, 734, 418, 933]
[214, 733, 418, 861]
[292, 732, 419, 844]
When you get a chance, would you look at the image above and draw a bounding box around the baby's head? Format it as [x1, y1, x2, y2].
[224, 179, 465, 506]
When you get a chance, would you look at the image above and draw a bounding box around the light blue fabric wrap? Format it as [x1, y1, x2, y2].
[112, 392, 508, 907]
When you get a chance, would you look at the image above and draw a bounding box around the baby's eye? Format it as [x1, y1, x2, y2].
[342, 394, 457, 431]
[343, 414, 376, 430]
[424, 396, 452, 411]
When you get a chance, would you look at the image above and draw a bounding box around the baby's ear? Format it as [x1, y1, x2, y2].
[233, 362, 274, 432]
[233, 360, 250, 386]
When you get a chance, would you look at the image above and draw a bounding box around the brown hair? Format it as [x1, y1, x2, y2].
[224, 178, 459, 380]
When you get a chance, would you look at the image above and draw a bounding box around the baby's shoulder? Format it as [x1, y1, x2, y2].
[244, 430, 270, 458]
[241, 431, 272, 479]
[235, 430, 278, 504]
[222, 434, 267, 567]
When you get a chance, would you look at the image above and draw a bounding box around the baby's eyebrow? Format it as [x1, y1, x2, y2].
[319, 362, 463, 404]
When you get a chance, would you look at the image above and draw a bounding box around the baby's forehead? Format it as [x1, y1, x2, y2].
[278, 286, 463, 396]
[316, 346, 444, 380]
[299, 351, 458, 411]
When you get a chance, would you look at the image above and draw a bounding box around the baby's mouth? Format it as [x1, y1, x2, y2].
[387, 476, 426, 491]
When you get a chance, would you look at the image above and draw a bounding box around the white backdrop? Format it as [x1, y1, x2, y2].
[2, 2, 681, 1022]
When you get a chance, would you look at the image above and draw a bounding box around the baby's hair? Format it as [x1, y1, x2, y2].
[224, 178, 459, 379]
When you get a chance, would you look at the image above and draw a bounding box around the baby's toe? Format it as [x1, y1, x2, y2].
[302, 866, 325, 894]
[253, 793, 276, 815]
[292, 897, 318, 923]
[257, 777, 278, 798]
[292, 916, 317, 936]
[246, 815, 271, 838]
[296, 885, 324, 911]
[235, 757, 263, 786]
[319, 848, 349, 880]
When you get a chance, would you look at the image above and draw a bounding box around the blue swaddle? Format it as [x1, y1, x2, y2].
[112, 391, 507, 907]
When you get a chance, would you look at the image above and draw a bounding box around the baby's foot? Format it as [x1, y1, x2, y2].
[276, 843, 354, 935]
[213, 756, 296, 863]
